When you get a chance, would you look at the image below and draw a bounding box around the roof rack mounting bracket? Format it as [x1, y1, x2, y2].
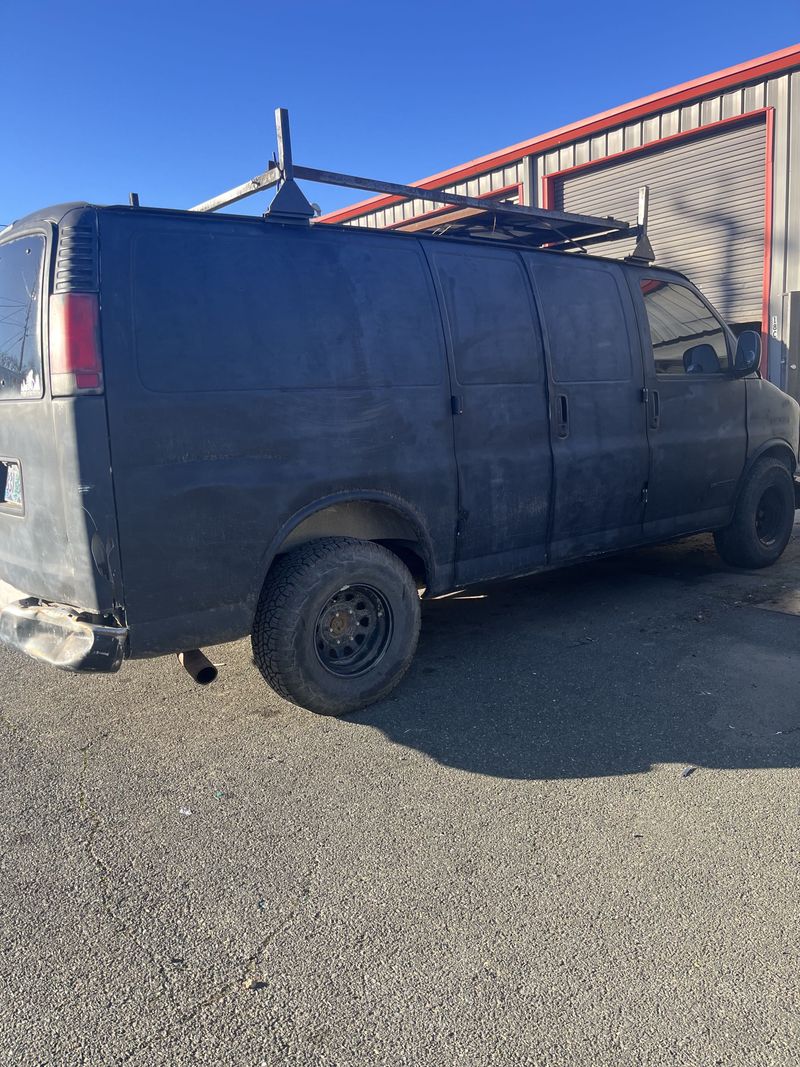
[265, 178, 315, 222]
[626, 231, 656, 265]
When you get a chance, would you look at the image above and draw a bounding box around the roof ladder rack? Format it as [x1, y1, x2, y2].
[189, 108, 654, 260]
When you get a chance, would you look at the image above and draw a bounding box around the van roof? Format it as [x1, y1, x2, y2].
[2, 202, 94, 232]
[2, 199, 691, 287]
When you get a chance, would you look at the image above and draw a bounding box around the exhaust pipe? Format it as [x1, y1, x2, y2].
[178, 649, 218, 686]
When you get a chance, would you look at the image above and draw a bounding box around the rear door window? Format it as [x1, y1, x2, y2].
[0, 235, 45, 401]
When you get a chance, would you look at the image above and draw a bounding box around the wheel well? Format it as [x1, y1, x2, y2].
[373, 540, 427, 585]
[275, 501, 430, 586]
[755, 444, 796, 474]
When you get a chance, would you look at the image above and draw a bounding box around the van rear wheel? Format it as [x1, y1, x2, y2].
[252, 537, 421, 715]
[714, 457, 796, 569]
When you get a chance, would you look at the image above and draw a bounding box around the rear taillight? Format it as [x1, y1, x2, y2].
[49, 293, 103, 396]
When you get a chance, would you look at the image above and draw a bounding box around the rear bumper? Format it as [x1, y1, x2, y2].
[0, 585, 127, 673]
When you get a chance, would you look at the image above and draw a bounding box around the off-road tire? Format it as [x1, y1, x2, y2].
[714, 457, 795, 569]
[252, 537, 421, 715]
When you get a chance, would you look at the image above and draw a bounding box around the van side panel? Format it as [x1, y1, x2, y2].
[97, 211, 458, 656]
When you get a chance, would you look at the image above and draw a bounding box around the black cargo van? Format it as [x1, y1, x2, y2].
[0, 200, 797, 714]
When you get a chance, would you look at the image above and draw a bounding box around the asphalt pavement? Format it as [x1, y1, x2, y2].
[1, 531, 799, 1066]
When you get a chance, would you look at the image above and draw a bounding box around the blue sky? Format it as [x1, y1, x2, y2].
[1, 1, 797, 225]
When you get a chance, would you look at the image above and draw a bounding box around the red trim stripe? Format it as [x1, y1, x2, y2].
[320, 43, 800, 225]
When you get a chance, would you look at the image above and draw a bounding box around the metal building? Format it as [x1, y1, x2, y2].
[321, 44, 800, 395]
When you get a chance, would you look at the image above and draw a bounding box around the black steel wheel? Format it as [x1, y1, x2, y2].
[252, 537, 421, 715]
[314, 585, 393, 677]
[714, 456, 795, 569]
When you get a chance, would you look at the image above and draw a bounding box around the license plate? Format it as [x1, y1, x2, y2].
[1, 461, 22, 507]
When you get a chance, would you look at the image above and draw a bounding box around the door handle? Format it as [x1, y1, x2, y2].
[650, 388, 660, 429]
[556, 393, 569, 438]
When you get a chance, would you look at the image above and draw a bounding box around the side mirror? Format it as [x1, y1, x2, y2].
[733, 330, 761, 377]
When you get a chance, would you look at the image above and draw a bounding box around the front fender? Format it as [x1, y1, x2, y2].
[746, 378, 799, 467]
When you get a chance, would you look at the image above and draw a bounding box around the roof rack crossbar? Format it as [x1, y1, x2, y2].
[190, 167, 281, 213]
[290, 164, 630, 236]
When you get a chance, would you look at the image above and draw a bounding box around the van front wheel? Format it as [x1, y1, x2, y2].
[714, 457, 796, 568]
[252, 537, 421, 715]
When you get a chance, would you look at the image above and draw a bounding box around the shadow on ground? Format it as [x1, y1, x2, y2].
[346, 534, 800, 780]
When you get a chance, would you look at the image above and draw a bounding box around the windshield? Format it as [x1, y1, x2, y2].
[0, 235, 45, 401]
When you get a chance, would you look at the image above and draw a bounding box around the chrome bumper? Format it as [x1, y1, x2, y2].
[0, 590, 127, 673]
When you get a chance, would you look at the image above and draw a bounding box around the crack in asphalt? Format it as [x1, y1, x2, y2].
[76, 733, 176, 994]
[115, 876, 316, 1066]
[76, 731, 317, 1066]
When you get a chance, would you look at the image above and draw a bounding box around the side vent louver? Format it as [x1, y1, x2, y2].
[54, 226, 98, 292]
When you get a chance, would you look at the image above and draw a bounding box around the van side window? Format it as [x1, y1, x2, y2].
[431, 248, 541, 384]
[531, 261, 632, 383]
[640, 279, 730, 375]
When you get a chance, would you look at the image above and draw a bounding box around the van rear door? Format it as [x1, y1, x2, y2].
[0, 211, 121, 616]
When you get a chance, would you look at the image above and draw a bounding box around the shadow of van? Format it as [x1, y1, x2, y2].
[346, 534, 800, 781]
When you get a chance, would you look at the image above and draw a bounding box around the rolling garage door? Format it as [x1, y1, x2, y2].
[553, 118, 766, 327]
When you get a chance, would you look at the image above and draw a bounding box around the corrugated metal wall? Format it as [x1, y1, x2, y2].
[534, 82, 772, 191]
[554, 119, 766, 325]
[343, 161, 524, 229]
